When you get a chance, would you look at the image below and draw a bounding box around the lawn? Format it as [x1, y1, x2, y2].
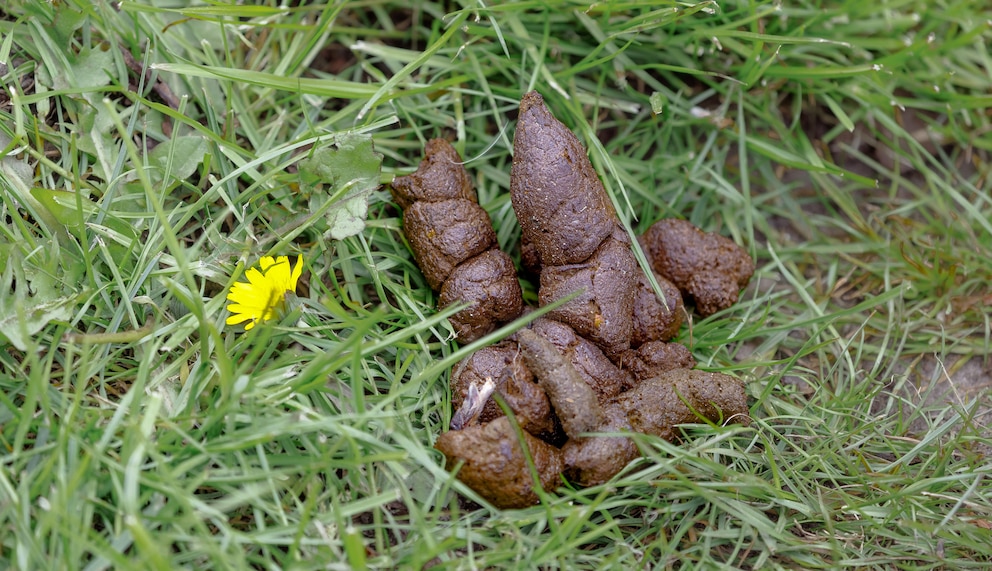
[1, 0, 991, 569]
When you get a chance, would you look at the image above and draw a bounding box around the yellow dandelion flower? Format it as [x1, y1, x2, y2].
[226, 255, 303, 331]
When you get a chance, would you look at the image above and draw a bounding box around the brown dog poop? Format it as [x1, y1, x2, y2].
[390, 138, 474, 209]
[391, 139, 523, 342]
[631, 269, 684, 347]
[434, 416, 564, 510]
[439, 250, 525, 343]
[616, 368, 752, 441]
[561, 367, 751, 488]
[528, 317, 633, 400]
[641, 218, 754, 317]
[447, 330, 750, 497]
[401, 199, 496, 290]
[511, 92, 637, 358]
[619, 340, 696, 383]
[538, 234, 637, 359]
[510, 91, 618, 267]
[449, 341, 556, 439]
[417, 93, 755, 509]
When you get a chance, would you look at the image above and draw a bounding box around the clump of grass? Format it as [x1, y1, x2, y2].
[1, 0, 990, 569]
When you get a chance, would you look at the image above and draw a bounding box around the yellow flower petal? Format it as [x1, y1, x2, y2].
[225, 254, 303, 331]
[289, 254, 303, 289]
[226, 312, 256, 325]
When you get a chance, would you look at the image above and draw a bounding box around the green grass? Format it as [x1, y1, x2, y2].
[2, 0, 991, 568]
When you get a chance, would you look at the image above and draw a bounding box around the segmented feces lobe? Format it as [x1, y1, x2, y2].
[510, 91, 637, 359]
[391, 139, 524, 342]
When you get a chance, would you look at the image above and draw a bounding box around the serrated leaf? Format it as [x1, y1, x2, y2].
[69, 45, 116, 90]
[299, 134, 383, 240]
[0, 245, 82, 351]
[325, 195, 369, 241]
[52, 4, 86, 49]
[147, 135, 208, 184]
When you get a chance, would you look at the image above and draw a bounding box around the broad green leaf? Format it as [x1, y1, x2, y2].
[300, 134, 382, 240]
[22, 1, 84, 51]
[31, 188, 138, 240]
[69, 45, 116, 90]
[1, 133, 60, 233]
[0, 243, 83, 351]
[31, 187, 141, 264]
[76, 101, 120, 181]
[31, 188, 85, 229]
[53, 3, 86, 48]
[325, 196, 370, 241]
[147, 135, 208, 185]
